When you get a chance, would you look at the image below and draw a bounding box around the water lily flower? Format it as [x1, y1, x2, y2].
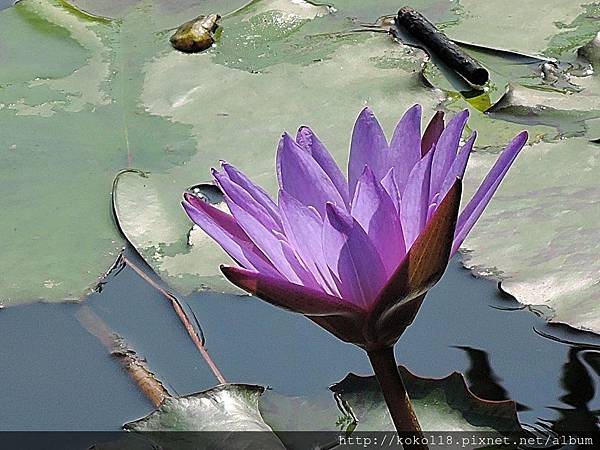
[183, 105, 526, 436]
[183, 105, 527, 351]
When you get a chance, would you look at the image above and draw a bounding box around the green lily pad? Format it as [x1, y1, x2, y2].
[1, 0, 450, 304]
[443, 0, 584, 57]
[124, 370, 523, 449]
[326, 0, 460, 25]
[330, 366, 523, 435]
[125, 370, 523, 449]
[126, 384, 286, 449]
[0, 0, 206, 304]
[112, 169, 244, 294]
[545, 3, 600, 59]
[461, 137, 600, 334]
[487, 77, 600, 137]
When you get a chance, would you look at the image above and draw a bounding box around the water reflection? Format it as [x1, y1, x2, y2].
[538, 347, 600, 440]
[454, 346, 511, 402]
[0, 249, 599, 437]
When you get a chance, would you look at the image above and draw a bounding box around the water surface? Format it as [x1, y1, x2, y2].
[0, 248, 598, 435]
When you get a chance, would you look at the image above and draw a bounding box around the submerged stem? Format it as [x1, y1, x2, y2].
[366, 347, 428, 450]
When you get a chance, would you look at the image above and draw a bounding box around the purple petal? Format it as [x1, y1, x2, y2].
[279, 190, 340, 296]
[296, 126, 350, 207]
[400, 148, 434, 249]
[430, 110, 469, 199]
[277, 133, 344, 217]
[452, 131, 528, 254]
[365, 180, 462, 347]
[351, 167, 405, 276]
[221, 162, 281, 227]
[221, 265, 365, 316]
[439, 131, 476, 200]
[380, 168, 401, 213]
[224, 196, 307, 284]
[182, 194, 278, 277]
[421, 111, 445, 156]
[348, 108, 388, 196]
[280, 241, 322, 291]
[213, 168, 281, 233]
[323, 203, 387, 308]
[388, 104, 422, 193]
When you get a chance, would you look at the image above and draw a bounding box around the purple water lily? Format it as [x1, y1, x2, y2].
[183, 105, 526, 351]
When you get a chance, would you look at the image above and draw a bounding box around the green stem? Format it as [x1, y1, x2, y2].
[366, 347, 428, 450]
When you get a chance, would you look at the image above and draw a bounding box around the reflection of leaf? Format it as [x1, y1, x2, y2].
[331, 366, 524, 437]
[461, 137, 600, 333]
[537, 348, 600, 437]
[454, 346, 510, 402]
[560, 348, 595, 408]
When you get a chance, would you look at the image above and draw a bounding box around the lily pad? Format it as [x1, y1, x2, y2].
[261, 369, 525, 443]
[461, 137, 600, 334]
[443, 0, 584, 57]
[0, 0, 207, 304]
[126, 370, 523, 448]
[126, 384, 286, 449]
[1, 0, 450, 304]
[330, 366, 523, 436]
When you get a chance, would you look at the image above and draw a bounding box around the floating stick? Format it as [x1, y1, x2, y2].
[396, 6, 489, 86]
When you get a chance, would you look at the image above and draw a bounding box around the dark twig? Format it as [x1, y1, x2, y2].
[395, 6, 488, 86]
[122, 255, 227, 384]
[77, 307, 171, 407]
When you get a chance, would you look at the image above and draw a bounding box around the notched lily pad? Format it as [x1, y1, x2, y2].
[112, 169, 243, 295]
[124, 368, 525, 449]
[331, 366, 524, 436]
[125, 384, 285, 449]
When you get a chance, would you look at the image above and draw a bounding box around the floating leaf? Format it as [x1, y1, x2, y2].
[0, 0, 202, 304]
[545, 3, 600, 59]
[461, 137, 600, 333]
[126, 384, 286, 449]
[126, 370, 524, 449]
[1, 0, 447, 303]
[330, 366, 523, 435]
[443, 0, 585, 57]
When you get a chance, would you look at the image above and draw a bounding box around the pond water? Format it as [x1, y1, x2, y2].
[0, 247, 598, 435]
[0, 0, 13, 11]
